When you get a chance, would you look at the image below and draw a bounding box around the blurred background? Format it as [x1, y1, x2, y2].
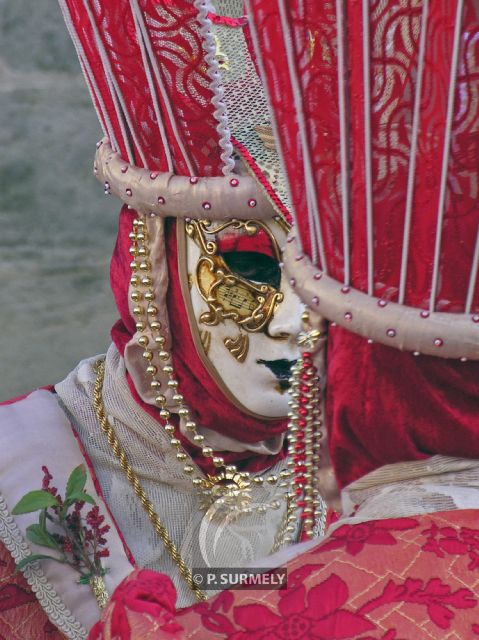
[0, 0, 118, 400]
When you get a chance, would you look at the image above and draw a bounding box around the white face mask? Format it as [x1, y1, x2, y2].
[179, 217, 303, 418]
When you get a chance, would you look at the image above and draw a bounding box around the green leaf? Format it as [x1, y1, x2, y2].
[66, 465, 87, 500]
[12, 490, 58, 515]
[26, 524, 61, 550]
[39, 509, 46, 531]
[16, 554, 59, 571]
[65, 492, 96, 507]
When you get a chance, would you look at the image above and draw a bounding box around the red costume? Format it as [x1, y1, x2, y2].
[3, 1, 479, 639]
[0, 1, 304, 637]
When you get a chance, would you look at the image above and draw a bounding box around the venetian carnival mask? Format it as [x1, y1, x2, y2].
[178, 216, 303, 418]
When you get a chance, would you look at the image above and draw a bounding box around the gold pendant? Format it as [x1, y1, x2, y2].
[200, 469, 252, 515]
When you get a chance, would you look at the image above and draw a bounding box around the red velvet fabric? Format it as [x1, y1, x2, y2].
[326, 326, 479, 489]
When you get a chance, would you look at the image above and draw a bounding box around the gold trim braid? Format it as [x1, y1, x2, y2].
[89, 575, 109, 610]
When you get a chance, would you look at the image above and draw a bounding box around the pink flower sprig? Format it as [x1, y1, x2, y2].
[12, 464, 110, 584]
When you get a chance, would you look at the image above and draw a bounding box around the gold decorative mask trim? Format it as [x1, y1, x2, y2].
[223, 334, 249, 363]
[199, 330, 212, 355]
[177, 220, 282, 421]
[185, 219, 286, 334]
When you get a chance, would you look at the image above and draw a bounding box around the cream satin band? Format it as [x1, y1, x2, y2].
[284, 235, 479, 361]
[94, 138, 276, 221]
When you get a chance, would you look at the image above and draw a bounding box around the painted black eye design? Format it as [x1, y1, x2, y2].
[221, 251, 281, 289]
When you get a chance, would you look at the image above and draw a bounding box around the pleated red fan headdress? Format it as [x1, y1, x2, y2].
[247, 0, 479, 487]
[59, 0, 294, 472]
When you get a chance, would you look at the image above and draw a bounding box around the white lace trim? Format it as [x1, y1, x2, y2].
[0, 493, 87, 640]
[194, 0, 235, 175]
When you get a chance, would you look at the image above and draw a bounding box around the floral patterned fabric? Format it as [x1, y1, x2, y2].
[90, 509, 479, 639]
[0, 542, 65, 640]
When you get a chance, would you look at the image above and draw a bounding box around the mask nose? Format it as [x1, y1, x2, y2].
[267, 276, 304, 340]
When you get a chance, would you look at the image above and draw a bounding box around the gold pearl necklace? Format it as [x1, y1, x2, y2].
[129, 214, 292, 514]
[92, 359, 295, 599]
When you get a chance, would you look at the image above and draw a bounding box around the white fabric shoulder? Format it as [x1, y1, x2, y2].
[257, 456, 479, 567]
[338, 455, 479, 527]
[56, 345, 291, 607]
[0, 390, 134, 638]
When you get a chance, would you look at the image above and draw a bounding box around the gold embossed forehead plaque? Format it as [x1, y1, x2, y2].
[185, 218, 289, 334]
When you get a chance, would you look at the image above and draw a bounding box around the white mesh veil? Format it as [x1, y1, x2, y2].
[211, 0, 291, 212]
[55, 345, 290, 607]
[339, 456, 479, 526]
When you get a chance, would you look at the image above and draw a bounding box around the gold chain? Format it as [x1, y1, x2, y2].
[92, 359, 206, 601]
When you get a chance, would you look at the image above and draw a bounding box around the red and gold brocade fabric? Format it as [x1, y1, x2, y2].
[62, 0, 225, 175]
[90, 509, 479, 640]
[248, 0, 479, 312]
[0, 542, 65, 640]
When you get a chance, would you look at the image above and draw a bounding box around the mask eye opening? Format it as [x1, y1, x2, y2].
[220, 250, 281, 289]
